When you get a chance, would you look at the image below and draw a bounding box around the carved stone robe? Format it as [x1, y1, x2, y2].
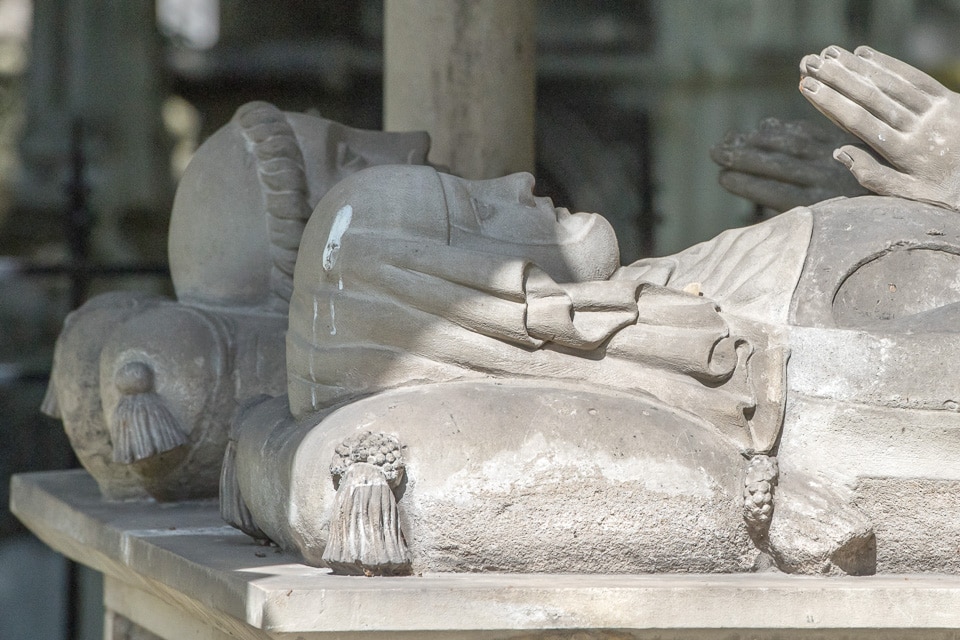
[287, 209, 814, 454]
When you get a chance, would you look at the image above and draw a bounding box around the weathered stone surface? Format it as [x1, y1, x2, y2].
[765, 474, 876, 576]
[169, 104, 430, 309]
[853, 478, 960, 574]
[234, 382, 759, 574]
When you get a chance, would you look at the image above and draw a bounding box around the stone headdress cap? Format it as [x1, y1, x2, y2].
[294, 165, 450, 290]
[305, 164, 448, 242]
[169, 102, 311, 312]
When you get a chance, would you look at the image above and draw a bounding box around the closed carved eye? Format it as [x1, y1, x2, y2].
[471, 197, 496, 222]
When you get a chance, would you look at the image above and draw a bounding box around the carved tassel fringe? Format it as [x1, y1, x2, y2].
[111, 392, 188, 463]
[322, 462, 411, 576]
[220, 439, 269, 541]
[40, 380, 61, 419]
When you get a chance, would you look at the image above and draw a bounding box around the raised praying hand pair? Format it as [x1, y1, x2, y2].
[713, 46, 960, 214]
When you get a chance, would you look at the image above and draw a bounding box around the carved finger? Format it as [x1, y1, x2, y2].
[718, 171, 822, 212]
[801, 76, 907, 160]
[713, 145, 835, 188]
[709, 135, 745, 168]
[803, 47, 917, 131]
[833, 145, 916, 197]
[799, 53, 821, 77]
[747, 119, 840, 159]
[854, 45, 949, 107]
[823, 45, 934, 115]
[780, 118, 845, 145]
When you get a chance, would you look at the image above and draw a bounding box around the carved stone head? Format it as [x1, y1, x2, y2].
[168, 105, 431, 311]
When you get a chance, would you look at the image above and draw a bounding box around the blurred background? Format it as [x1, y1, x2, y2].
[2, 1, 960, 638]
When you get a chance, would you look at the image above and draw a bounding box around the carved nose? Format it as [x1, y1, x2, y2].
[511, 172, 536, 191]
[507, 172, 537, 206]
[115, 361, 154, 395]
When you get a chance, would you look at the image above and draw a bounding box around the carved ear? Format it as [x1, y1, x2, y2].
[110, 361, 188, 464]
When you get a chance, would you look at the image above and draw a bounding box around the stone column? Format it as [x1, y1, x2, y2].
[383, 0, 535, 179]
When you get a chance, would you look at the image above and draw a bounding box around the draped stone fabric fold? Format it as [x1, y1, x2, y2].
[526, 266, 639, 350]
[289, 226, 788, 454]
[618, 208, 814, 325]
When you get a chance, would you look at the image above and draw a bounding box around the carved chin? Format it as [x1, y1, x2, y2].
[534, 219, 621, 283]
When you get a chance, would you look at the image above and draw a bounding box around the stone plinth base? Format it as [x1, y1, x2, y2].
[11, 470, 960, 639]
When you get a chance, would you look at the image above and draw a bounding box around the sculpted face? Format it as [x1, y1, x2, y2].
[440, 172, 620, 282]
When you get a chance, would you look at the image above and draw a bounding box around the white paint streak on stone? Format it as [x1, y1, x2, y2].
[321, 206, 350, 338]
[310, 298, 319, 379]
[323, 204, 352, 272]
[329, 298, 337, 336]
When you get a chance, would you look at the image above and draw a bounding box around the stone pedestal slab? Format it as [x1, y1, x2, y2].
[11, 470, 960, 639]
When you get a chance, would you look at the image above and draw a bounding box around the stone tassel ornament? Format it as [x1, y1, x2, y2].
[743, 454, 779, 543]
[323, 432, 410, 576]
[110, 362, 188, 463]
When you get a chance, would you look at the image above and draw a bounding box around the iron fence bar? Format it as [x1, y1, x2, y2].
[65, 119, 91, 311]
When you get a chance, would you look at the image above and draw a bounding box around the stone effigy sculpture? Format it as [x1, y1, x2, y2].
[223, 168, 960, 576]
[220, 46, 960, 577]
[42, 45, 960, 580]
[42, 102, 430, 500]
